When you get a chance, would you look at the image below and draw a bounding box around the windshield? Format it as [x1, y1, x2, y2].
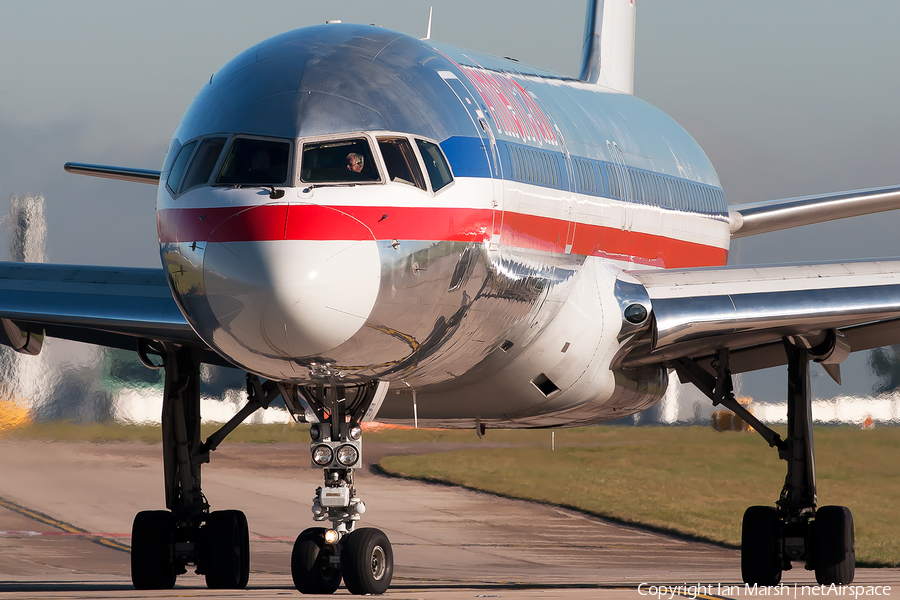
[216, 138, 290, 185]
[301, 138, 379, 183]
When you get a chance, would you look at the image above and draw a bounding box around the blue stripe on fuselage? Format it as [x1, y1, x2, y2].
[439, 135, 729, 219]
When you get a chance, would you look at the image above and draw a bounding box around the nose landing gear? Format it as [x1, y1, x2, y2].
[675, 341, 855, 586]
[285, 378, 394, 595]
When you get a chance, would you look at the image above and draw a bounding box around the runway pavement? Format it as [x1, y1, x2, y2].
[0, 439, 895, 599]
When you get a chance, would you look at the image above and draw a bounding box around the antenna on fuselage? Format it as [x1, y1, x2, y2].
[424, 6, 433, 40]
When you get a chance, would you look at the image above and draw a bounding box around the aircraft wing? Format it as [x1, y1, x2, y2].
[728, 184, 900, 238]
[614, 259, 900, 381]
[0, 262, 223, 364]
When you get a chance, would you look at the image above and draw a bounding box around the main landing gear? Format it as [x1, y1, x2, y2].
[675, 339, 855, 586]
[131, 344, 280, 590]
[131, 344, 393, 594]
[286, 376, 394, 595]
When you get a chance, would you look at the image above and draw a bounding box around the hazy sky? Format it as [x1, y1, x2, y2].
[1, 0, 899, 401]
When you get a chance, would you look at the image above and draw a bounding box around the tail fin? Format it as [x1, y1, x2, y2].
[578, 0, 636, 94]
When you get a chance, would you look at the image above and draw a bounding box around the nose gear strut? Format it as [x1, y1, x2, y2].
[674, 342, 855, 586]
[285, 377, 394, 595]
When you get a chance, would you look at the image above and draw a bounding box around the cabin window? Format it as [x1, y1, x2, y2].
[166, 140, 197, 195]
[628, 169, 640, 203]
[217, 138, 290, 185]
[416, 139, 453, 192]
[378, 137, 426, 190]
[607, 163, 619, 200]
[300, 138, 379, 183]
[180, 137, 227, 192]
[597, 162, 606, 196]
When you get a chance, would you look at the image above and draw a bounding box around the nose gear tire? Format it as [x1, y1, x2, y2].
[341, 528, 393, 595]
[291, 527, 342, 595]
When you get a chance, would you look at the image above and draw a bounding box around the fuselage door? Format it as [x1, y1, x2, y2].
[528, 90, 575, 254]
[439, 71, 504, 248]
[608, 140, 632, 232]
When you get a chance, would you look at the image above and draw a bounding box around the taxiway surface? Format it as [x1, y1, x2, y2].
[0, 439, 895, 599]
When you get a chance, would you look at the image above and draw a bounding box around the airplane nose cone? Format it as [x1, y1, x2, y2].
[198, 205, 380, 374]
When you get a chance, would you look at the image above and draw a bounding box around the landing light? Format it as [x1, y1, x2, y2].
[336, 444, 359, 466]
[624, 303, 648, 324]
[324, 529, 340, 544]
[312, 445, 334, 466]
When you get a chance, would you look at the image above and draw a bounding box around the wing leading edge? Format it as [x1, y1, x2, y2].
[0, 262, 224, 364]
[729, 184, 900, 238]
[614, 259, 900, 380]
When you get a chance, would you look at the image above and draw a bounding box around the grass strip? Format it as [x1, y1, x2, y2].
[7, 421, 897, 566]
[378, 425, 900, 568]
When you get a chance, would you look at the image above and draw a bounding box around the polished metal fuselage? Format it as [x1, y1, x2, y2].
[157, 24, 731, 428]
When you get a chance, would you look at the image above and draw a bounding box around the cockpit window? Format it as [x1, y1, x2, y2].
[216, 138, 290, 185]
[301, 138, 379, 183]
[180, 137, 226, 192]
[166, 140, 197, 195]
[377, 137, 426, 190]
[415, 139, 454, 192]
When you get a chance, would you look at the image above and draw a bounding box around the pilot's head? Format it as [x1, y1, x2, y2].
[346, 153, 364, 173]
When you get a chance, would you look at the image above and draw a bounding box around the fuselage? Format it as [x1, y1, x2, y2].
[157, 24, 729, 428]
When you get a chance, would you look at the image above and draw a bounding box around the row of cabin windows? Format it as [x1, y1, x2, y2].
[508, 145, 560, 189]
[510, 144, 725, 217]
[165, 134, 453, 197]
[608, 162, 726, 217]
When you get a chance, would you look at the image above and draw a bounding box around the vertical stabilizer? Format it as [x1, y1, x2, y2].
[578, 0, 635, 94]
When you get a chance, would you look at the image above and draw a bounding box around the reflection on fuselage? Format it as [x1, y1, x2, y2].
[156, 23, 729, 427]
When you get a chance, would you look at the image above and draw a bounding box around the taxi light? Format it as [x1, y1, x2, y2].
[312, 445, 334, 466]
[349, 425, 362, 440]
[309, 424, 321, 441]
[336, 444, 359, 466]
[624, 303, 648, 324]
[324, 529, 339, 544]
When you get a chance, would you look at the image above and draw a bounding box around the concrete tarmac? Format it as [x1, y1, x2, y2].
[0, 439, 896, 599]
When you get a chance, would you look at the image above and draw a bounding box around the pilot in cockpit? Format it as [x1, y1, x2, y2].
[345, 153, 365, 174]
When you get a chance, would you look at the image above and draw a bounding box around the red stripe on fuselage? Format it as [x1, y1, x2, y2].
[157, 205, 728, 268]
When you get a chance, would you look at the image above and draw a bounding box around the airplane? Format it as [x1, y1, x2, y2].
[4, 0, 900, 594]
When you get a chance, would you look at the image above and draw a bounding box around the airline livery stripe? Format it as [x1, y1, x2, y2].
[157, 206, 727, 268]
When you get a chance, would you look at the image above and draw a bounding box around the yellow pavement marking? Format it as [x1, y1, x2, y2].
[0, 495, 131, 553]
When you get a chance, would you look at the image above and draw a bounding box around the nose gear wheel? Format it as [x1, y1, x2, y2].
[287, 380, 394, 595]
